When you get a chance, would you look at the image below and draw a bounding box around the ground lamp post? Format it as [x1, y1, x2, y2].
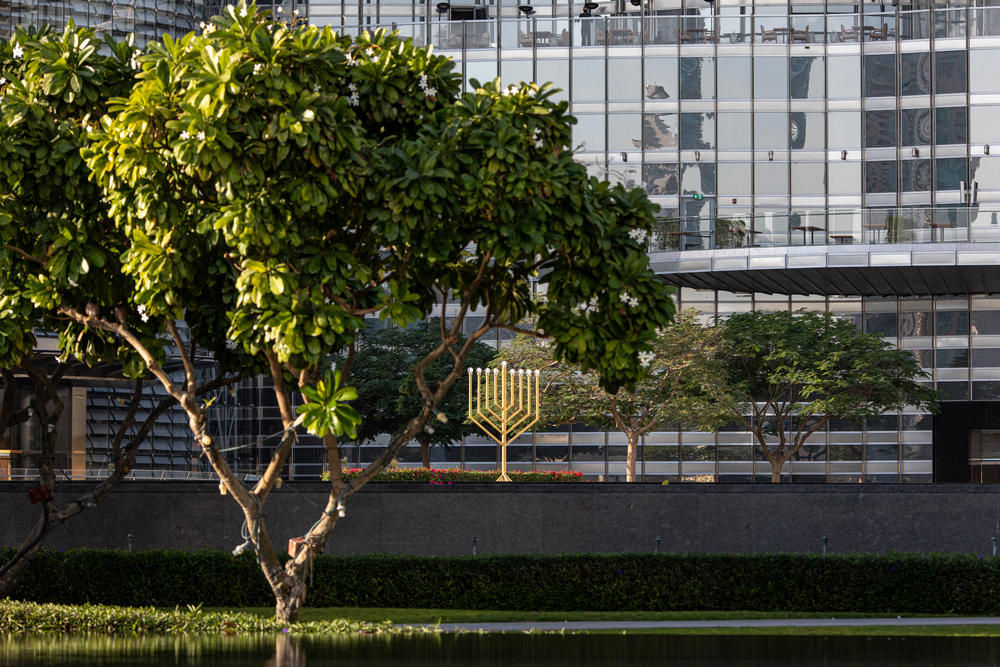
[468, 362, 541, 481]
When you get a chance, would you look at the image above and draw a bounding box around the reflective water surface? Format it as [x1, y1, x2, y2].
[4, 633, 1000, 667]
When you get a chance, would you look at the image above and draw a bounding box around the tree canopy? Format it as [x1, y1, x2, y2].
[495, 310, 731, 481]
[720, 310, 939, 482]
[3, 1, 676, 621]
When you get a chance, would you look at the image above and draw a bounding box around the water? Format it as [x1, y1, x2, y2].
[3, 633, 1000, 666]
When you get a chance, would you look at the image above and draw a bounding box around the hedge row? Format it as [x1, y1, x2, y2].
[5, 548, 1000, 614]
[320, 468, 584, 483]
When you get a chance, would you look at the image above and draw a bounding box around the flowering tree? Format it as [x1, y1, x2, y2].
[0, 26, 244, 595]
[36, 1, 682, 622]
[494, 310, 733, 481]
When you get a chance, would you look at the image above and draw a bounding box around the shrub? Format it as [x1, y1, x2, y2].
[0, 599, 396, 635]
[5, 549, 1000, 614]
[320, 468, 584, 483]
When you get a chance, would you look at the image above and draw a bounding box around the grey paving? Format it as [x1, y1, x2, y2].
[417, 617, 1000, 632]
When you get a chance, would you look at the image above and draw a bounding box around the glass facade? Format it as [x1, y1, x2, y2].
[0, 1, 206, 44]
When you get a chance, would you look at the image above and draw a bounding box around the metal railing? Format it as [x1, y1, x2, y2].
[648, 206, 1000, 253]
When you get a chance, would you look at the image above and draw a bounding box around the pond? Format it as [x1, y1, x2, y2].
[3, 633, 1000, 666]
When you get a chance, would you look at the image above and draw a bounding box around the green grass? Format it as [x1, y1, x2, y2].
[581, 626, 1000, 637]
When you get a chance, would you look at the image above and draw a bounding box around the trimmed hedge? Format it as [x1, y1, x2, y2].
[321, 468, 584, 483]
[4, 548, 1000, 614]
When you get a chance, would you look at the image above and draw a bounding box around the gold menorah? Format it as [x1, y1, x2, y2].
[467, 362, 541, 482]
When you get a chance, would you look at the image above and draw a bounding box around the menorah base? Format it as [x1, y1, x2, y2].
[496, 472, 512, 482]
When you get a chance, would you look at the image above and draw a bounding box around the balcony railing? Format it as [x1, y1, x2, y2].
[649, 206, 1000, 252]
[396, 8, 1000, 51]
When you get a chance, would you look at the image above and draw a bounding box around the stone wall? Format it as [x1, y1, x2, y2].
[2, 482, 998, 556]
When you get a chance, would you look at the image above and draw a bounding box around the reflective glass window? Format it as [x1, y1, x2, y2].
[608, 113, 642, 151]
[718, 57, 752, 100]
[755, 113, 788, 150]
[900, 311, 933, 336]
[970, 106, 1000, 144]
[900, 52, 932, 96]
[973, 310, 1000, 335]
[754, 57, 788, 99]
[644, 163, 679, 195]
[467, 61, 499, 89]
[865, 160, 897, 193]
[790, 56, 824, 99]
[936, 107, 968, 145]
[717, 113, 752, 151]
[828, 111, 861, 149]
[790, 112, 823, 150]
[574, 114, 605, 152]
[936, 349, 970, 368]
[718, 162, 752, 194]
[828, 162, 861, 195]
[680, 57, 715, 100]
[609, 58, 642, 101]
[791, 161, 825, 195]
[937, 310, 970, 336]
[680, 113, 716, 150]
[867, 312, 899, 336]
[865, 110, 897, 148]
[972, 348, 1000, 367]
[502, 59, 533, 85]
[970, 50, 1000, 94]
[970, 156, 1000, 189]
[934, 50, 967, 95]
[864, 54, 896, 97]
[828, 56, 861, 99]
[572, 59, 605, 101]
[643, 113, 679, 150]
[936, 157, 967, 190]
[900, 160, 932, 191]
[755, 162, 789, 196]
[681, 163, 716, 195]
[901, 108, 933, 146]
[645, 57, 679, 100]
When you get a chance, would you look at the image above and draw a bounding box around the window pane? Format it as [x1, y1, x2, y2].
[864, 54, 896, 97]
[681, 163, 716, 195]
[717, 113, 752, 151]
[900, 160, 932, 191]
[680, 57, 715, 100]
[791, 162, 825, 195]
[901, 108, 932, 146]
[790, 112, 823, 150]
[680, 112, 716, 150]
[573, 59, 605, 101]
[828, 111, 861, 149]
[645, 56, 678, 100]
[937, 310, 969, 335]
[609, 58, 642, 101]
[865, 160, 897, 193]
[574, 114, 605, 152]
[754, 57, 788, 99]
[755, 112, 788, 150]
[644, 163, 679, 195]
[718, 57, 752, 100]
[936, 107, 968, 145]
[643, 113, 679, 150]
[936, 157, 966, 191]
[829, 162, 861, 194]
[718, 162, 752, 194]
[865, 110, 897, 148]
[608, 113, 642, 151]
[934, 50, 967, 95]
[790, 56, 824, 99]
[900, 52, 931, 96]
[970, 156, 1000, 189]
[755, 162, 789, 195]
[828, 56, 861, 99]
[971, 50, 1000, 94]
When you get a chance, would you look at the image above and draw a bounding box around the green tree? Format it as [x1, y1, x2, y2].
[49, 2, 676, 621]
[345, 319, 496, 468]
[0, 25, 241, 595]
[721, 310, 939, 483]
[494, 310, 732, 481]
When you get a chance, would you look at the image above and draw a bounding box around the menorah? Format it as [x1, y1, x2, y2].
[467, 362, 541, 482]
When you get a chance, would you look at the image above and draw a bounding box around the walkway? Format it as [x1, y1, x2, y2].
[419, 617, 1000, 632]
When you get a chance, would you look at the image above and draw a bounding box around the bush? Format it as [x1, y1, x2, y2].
[0, 599, 395, 635]
[320, 468, 584, 483]
[5, 548, 1000, 614]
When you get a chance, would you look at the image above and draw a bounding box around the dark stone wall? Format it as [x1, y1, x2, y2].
[3, 481, 1000, 556]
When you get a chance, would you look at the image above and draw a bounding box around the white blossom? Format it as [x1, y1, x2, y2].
[620, 291, 639, 308]
[347, 57, 359, 67]
[348, 93, 360, 106]
[423, 86, 436, 97]
[638, 350, 655, 368]
[628, 228, 647, 242]
[365, 47, 375, 58]
[534, 138, 544, 149]
[348, 82, 358, 93]
[196, 130, 206, 141]
[0, 78, 7, 86]
[253, 63, 263, 75]
[239, 5, 248, 16]
[302, 108, 315, 121]
[130, 53, 140, 70]
[276, 5, 284, 12]
[11, 44, 23, 59]
[180, 130, 191, 140]
[312, 84, 320, 92]
[418, 73, 429, 90]
[137, 304, 149, 323]
[199, 21, 207, 30]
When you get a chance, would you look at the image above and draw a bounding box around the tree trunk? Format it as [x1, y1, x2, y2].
[421, 441, 430, 469]
[0, 511, 48, 597]
[275, 581, 307, 624]
[626, 433, 639, 482]
[769, 456, 787, 483]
